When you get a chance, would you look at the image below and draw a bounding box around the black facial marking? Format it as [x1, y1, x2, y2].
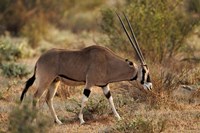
[131, 72, 137, 81]
[147, 74, 151, 82]
[83, 89, 91, 97]
[105, 91, 111, 99]
[141, 68, 146, 84]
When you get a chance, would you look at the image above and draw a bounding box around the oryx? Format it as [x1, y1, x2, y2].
[20, 13, 152, 125]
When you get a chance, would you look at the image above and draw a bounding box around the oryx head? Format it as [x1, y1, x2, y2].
[116, 12, 152, 91]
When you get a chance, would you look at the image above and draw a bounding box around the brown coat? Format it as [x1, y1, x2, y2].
[36, 45, 137, 87]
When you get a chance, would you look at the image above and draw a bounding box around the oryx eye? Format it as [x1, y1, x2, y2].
[129, 62, 133, 66]
[125, 59, 133, 66]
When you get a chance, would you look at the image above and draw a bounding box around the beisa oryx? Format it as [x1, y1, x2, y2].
[20, 13, 152, 125]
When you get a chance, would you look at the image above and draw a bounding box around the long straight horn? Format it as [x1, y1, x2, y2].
[116, 12, 144, 65]
[122, 12, 146, 65]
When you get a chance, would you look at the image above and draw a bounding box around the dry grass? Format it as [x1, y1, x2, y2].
[0, 28, 200, 133]
[0, 62, 200, 133]
[0, 0, 199, 132]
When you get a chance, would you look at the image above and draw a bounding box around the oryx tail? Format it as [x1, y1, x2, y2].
[20, 66, 36, 102]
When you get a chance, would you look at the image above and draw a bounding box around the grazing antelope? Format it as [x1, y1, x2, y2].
[20, 13, 152, 125]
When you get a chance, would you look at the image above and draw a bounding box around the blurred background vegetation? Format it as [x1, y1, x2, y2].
[0, 0, 199, 132]
[100, 0, 199, 63]
[0, 0, 199, 89]
[0, 0, 198, 59]
[0, 0, 199, 86]
[0, 0, 198, 77]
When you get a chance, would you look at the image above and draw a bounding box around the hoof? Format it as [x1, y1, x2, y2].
[54, 119, 63, 125]
[115, 114, 121, 121]
[117, 117, 122, 121]
[80, 120, 85, 125]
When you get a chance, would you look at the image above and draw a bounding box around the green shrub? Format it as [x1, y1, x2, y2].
[0, 37, 22, 61]
[113, 117, 154, 133]
[0, 36, 33, 61]
[100, 9, 129, 53]
[1, 62, 30, 78]
[111, 116, 167, 133]
[8, 102, 52, 133]
[65, 94, 110, 117]
[186, 0, 200, 14]
[86, 94, 110, 115]
[100, 0, 199, 63]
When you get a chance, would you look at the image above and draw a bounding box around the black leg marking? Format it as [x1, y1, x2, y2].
[105, 91, 111, 99]
[53, 77, 60, 82]
[83, 89, 91, 98]
[98, 84, 108, 88]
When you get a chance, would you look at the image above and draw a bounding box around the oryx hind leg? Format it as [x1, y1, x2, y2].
[102, 85, 121, 120]
[46, 80, 62, 125]
[33, 78, 52, 108]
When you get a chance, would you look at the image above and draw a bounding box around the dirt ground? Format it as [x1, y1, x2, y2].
[0, 50, 200, 133]
[0, 71, 200, 133]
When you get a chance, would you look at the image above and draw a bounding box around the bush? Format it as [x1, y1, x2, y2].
[8, 102, 52, 133]
[100, 0, 199, 63]
[186, 0, 200, 14]
[0, 0, 106, 36]
[65, 94, 110, 119]
[20, 14, 51, 48]
[0, 36, 33, 78]
[0, 36, 33, 61]
[64, 12, 98, 33]
[1, 62, 30, 78]
[100, 9, 129, 53]
[86, 94, 110, 115]
[113, 117, 155, 133]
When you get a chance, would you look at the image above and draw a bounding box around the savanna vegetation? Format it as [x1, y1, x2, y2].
[0, 0, 199, 132]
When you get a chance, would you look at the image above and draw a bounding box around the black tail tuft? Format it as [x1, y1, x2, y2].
[20, 66, 36, 102]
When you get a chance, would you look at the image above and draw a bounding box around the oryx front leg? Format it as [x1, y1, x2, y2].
[79, 88, 91, 124]
[46, 81, 62, 125]
[102, 85, 121, 120]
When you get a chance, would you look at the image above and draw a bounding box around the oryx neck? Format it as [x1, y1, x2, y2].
[130, 72, 138, 81]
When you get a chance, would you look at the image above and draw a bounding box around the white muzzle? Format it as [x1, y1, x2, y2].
[143, 82, 152, 91]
